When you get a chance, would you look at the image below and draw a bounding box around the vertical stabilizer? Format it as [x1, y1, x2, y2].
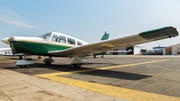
[101, 31, 109, 40]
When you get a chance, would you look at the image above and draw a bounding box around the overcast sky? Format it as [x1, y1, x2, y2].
[0, 0, 180, 49]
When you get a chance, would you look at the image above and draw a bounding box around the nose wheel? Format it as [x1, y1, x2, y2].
[45, 62, 52, 65]
[43, 56, 55, 65]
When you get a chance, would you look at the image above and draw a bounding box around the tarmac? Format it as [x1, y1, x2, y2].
[0, 69, 130, 101]
[1, 55, 180, 101]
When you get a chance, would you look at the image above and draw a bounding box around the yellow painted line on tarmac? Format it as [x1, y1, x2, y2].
[35, 59, 169, 77]
[35, 75, 180, 101]
[34, 59, 180, 100]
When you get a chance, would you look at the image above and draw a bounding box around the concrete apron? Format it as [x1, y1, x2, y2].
[0, 69, 130, 101]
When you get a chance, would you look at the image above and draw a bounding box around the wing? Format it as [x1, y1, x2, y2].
[49, 26, 178, 57]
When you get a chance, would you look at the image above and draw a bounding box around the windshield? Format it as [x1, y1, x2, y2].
[38, 33, 52, 40]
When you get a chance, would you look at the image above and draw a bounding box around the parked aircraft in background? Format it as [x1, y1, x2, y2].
[0, 48, 12, 55]
[1, 26, 179, 68]
[0, 48, 24, 59]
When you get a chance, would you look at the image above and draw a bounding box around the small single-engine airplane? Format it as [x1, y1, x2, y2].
[1, 26, 179, 68]
[1, 32, 109, 60]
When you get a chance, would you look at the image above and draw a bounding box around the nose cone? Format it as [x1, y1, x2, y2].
[1, 37, 10, 44]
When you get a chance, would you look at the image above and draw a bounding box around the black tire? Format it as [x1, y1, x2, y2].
[19, 56, 23, 60]
[101, 55, 104, 58]
[73, 64, 81, 68]
[38, 56, 41, 59]
[18, 66, 22, 68]
[45, 62, 51, 65]
[94, 55, 96, 58]
[18, 65, 27, 68]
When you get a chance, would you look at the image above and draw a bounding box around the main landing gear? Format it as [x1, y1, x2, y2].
[43, 56, 55, 65]
[71, 56, 86, 68]
[19, 55, 32, 60]
[15, 59, 35, 68]
[16, 55, 34, 68]
[94, 55, 104, 58]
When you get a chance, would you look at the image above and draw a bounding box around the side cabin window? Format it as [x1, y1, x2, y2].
[77, 41, 82, 45]
[51, 34, 59, 42]
[59, 36, 66, 43]
[51, 34, 66, 43]
[68, 38, 75, 45]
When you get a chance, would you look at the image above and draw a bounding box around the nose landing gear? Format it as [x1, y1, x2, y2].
[43, 56, 55, 65]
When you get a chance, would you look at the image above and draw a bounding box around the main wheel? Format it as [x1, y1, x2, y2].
[45, 62, 51, 65]
[38, 56, 41, 59]
[18, 65, 27, 68]
[19, 56, 23, 60]
[73, 64, 81, 68]
[101, 55, 104, 58]
[94, 55, 96, 58]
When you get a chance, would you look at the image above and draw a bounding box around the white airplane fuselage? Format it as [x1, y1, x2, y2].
[2, 32, 88, 56]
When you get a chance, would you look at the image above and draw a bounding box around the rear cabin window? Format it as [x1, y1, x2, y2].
[68, 38, 75, 45]
[51, 34, 66, 43]
[77, 41, 82, 45]
[59, 36, 66, 43]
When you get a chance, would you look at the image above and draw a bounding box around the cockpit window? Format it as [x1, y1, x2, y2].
[68, 37, 75, 45]
[51, 34, 66, 43]
[39, 33, 52, 40]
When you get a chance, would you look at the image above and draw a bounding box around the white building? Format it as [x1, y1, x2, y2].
[108, 46, 146, 55]
[163, 43, 180, 55]
[134, 46, 147, 55]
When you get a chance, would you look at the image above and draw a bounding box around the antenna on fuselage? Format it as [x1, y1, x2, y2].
[60, 28, 65, 33]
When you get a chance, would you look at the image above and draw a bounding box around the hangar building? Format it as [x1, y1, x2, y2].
[163, 43, 180, 55]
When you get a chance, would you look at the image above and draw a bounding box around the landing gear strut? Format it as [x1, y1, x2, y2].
[71, 56, 86, 68]
[43, 56, 55, 65]
[24, 55, 32, 60]
[101, 55, 104, 58]
[19, 56, 23, 60]
[94, 55, 96, 58]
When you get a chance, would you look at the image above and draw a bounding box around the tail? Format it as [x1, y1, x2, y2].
[92, 31, 109, 58]
[101, 31, 109, 40]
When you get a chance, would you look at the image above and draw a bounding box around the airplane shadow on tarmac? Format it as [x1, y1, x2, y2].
[5, 63, 152, 80]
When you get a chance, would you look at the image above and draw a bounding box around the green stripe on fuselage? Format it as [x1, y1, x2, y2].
[10, 41, 72, 56]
